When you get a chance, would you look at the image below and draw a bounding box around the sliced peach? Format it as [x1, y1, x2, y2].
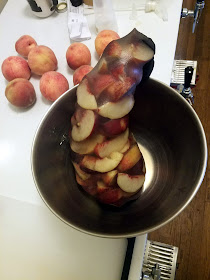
[97, 58, 108, 74]
[101, 115, 129, 136]
[70, 133, 105, 155]
[131, 42, 154, 62]
[94, 128, 129, 158]
[104, 40, 122, 57]
[97, 181, 109, 193]
[73, 65, 93, 85]
[102, 77, 135, 102]
[118, 144, 142, 172]
[81, 152, 123, 173]
[76, 78, 97, 110]
[101, 170, 118, 186]
[71, 108, 96, 142]
[97, 188, 122, 204]
[70, 149, 84, 164]
[75, 173, 97, 196]
[76, 173, 88, 187]
[120, 140, 131, 153]
[87, 73, 115, 97]
[127, 159, 144, 175]
[125, 59, 143, 83]
[98, 94, 135, 119]
[117, 173, 145, 193]
[72, 162, 91, 180]
[109, 63, 125, 80]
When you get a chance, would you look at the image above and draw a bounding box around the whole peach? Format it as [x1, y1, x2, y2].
[15, 35, 37, 57]
[5, 78, 36, 108]
[28, 45, 57, 75]
[40, 71, 69, 102]
[1, 56, 31, 81]
[95, 30, 120, 56]
[73, 65, 93, 85]
[66, 43, 91, 70]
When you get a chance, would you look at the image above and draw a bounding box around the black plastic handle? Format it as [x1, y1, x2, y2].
[70, 0, 83, 7]
[184, 66, 194, 88]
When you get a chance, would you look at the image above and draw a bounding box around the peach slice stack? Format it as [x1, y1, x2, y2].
[69, 29, 155, 206]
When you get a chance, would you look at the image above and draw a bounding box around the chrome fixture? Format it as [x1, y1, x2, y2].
[181, 0, 205, 33]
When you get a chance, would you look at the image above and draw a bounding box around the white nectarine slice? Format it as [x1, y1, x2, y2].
[71, 109, 95, 142]
[94, 128, 129, 158]
[81, 152, 123, 173]
[132, 42, 154, 62]
[98, 94, 134, 119]
[118, 144, 142, 172]
[117, 173, 145, 193]
[76, 79, 97, 110]
[72, 162, 91, 180]
[120, 140, 131, 153]
[101, 170, 118, 186]
[70, 133, 105, 155]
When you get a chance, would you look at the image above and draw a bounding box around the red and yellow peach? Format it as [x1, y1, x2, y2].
[66, 43, 91, 70]
[15, 35, 37, 57]
[73, 65, 93, 85]
[1, 56, 31, 81]
[5, 78, 36, 108]
[28, 45, 57, 75]
[95, 30, 120, 56]
[39, 71, 69, 102]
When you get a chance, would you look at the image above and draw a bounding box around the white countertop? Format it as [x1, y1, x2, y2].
[0, 0, 182, 279]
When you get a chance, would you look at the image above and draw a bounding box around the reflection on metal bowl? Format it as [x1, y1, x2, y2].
[31, 78, 207, 238]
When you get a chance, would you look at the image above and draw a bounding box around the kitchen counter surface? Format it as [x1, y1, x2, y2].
[0, 0, 183, 279]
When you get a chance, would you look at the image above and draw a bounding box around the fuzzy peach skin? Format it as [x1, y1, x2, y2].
[5, 78, 36, 108]
[15, 35, 37, 57]
[73, 65, 93, 85]
[66, 43, 91, 70]
[28, 45, 57, 75]
[95, 30, 120, 56]
[1, 56, 31, 81]
[40, 71, 69, 102]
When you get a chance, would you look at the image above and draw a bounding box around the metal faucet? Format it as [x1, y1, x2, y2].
[181, 0, 205, 33]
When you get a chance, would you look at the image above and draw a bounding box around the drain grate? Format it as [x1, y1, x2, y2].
[142, 240, 178, 280]
[170, 60, 197, 87]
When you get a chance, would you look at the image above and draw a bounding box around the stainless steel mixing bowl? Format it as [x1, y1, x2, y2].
[31, 78, 207, 238]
